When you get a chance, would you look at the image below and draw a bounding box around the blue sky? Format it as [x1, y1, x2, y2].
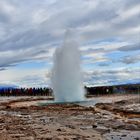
[0, 0, 140, 87]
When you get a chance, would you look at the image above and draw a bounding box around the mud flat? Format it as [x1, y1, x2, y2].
[0, 94, 139, 140]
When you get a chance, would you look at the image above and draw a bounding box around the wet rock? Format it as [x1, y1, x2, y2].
[95, 103, 106, 109]
[121, 134, 127, 137]
[72, 137, 79, 140]
[65, 125, 75, 129]
[134, 138, 140, 140]
[56, 128, 61, 131]
[0, 119, 5, 123]
[115, 100, 127, 105]
[0, 106, 6, 110]
[92, 124, 97, 128]
[95, 103, 113, 111]
[125, 124, 138, 130]
[112, 124, 125, 129]
[95, 128, 110, 135]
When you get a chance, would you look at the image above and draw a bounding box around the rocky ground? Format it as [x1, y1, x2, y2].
[0, 94, 139, 140]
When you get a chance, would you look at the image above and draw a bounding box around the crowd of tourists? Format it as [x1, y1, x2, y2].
[0, 84, 139, 96]
[0, 87, 53, 96]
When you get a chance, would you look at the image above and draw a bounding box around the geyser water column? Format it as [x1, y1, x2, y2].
[52, 30, 85, 102]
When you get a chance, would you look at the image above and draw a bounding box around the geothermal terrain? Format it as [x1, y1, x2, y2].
[0, 94, 140, 140]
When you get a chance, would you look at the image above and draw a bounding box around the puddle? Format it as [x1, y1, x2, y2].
[104, 130, 140, 140]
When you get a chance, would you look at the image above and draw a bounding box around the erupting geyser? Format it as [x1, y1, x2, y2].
[52, 30, 85, 102]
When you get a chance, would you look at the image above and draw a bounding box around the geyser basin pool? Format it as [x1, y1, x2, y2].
[38, 100, 89, 107]
[52, 30, 85, 102]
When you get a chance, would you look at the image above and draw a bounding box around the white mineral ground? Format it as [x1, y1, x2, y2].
[0, 94, 139, 140]
[2, 94, 139, 108]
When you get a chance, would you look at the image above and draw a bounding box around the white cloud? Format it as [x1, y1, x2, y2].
[84, 67, 140, 86]
[0, 0, 140, 86]
[120, 54, 140, 64]
[0, 68, 51, 87]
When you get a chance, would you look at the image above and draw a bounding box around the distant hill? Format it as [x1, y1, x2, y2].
[86, 82, 140, 88]
[0, 84, 18, 89]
